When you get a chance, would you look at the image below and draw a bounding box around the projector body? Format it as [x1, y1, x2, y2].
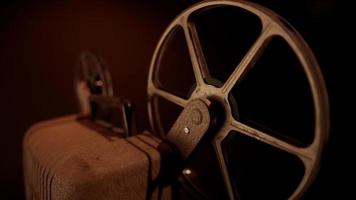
[23, 116, 170, 200]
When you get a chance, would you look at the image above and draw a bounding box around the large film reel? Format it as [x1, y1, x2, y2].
[148, 0, 329, 199]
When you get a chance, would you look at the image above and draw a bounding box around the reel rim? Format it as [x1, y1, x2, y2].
[147, 1, 329, 199]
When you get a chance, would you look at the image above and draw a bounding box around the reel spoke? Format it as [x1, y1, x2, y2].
[214, 122, 317, 200]
[222, 23, 273, 95]
[230, 120, 314, 160]
[150, 86, 188, 108]
[180, 18, 210, 87]
[213, 127, 239, 200]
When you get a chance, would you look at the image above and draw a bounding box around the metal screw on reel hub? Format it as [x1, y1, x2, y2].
[147, 1, 329, 199]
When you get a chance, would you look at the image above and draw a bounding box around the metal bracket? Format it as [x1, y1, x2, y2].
[165, 99, 212, 160]
[89, 95, 136, 137]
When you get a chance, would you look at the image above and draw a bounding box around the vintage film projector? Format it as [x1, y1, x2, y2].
[23, 0, 329, 199]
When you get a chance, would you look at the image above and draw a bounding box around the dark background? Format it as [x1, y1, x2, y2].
[0, 0, 345, 199]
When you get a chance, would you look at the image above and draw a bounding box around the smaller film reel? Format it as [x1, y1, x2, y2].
[75, 51, 113, 115]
